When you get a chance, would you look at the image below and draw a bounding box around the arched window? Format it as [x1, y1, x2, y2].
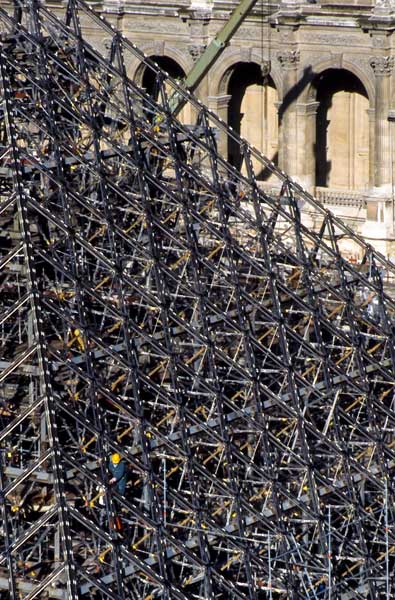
[315, 69, 369, 190]
[227, 63, 278, 181]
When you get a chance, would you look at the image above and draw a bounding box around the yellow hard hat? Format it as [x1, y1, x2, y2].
[111, 453, 121, 464]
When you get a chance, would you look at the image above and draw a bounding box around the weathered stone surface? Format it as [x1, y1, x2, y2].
[277, 49, 300, 70]
[69, 0, 395, 241]
[370, 55, 394, 74]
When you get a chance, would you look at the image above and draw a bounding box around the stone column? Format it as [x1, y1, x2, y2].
[295, 101, 319, 191]
[388, 110, 395, 236]
[369, 55, 394, 190]
[207, 94, 232, 158]
[277, 49, 300, 179]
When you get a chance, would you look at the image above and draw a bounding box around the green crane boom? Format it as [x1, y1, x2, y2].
[168, 0, 262, 117]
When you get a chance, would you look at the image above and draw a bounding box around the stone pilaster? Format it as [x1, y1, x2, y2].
[277, 49, 300, 179]
[364, 57, 395, 240]
[295, 101, 319, 191]
[369, 55, 394, 189]
[207, 95, 231, 158]
[367, 107, 376, 190]
[182, 8, 211, 101]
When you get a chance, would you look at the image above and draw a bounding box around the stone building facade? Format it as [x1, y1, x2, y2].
[7, 0, 393, 254]
[87, 0, 395, 255]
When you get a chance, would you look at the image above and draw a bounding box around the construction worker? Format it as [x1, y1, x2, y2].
[109, 453, 127, 495]
[317, 581, 326, 596]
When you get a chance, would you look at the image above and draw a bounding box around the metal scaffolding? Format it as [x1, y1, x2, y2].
[1, 1, 395, 598]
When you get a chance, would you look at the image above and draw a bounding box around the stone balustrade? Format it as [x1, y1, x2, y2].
[315, 187, 367, 208]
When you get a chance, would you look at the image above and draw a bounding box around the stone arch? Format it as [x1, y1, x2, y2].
[141, 56, 185, 93]
[131, 45, 193, 86]
[312, 67, 370, 190]
[305, 58, 375, 106]
[211, 48, 282, 98]
[209, 50, 280, 180]
[132, 53, 195, 125]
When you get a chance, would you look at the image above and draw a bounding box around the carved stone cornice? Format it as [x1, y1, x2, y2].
[370, 55, 394, 75]
[277, 50, 300, 71]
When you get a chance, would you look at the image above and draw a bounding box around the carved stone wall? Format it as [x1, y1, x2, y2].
[41, 0, 395, 242]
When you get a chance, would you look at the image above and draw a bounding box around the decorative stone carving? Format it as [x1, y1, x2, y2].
[299, 33, 363, 46]
[260, 60, 271, 78]
[277, 50, 300, 70]
[370, 56, 394, 75]
[278, 29, 293, 43]
[240, 46, 252, 62]
[374, 0, 395, 12]
[372, 35, 388, 48]
[188, 44, 206, 62]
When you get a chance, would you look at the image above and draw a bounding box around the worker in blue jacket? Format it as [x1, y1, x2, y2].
[109, 453, 127, 495]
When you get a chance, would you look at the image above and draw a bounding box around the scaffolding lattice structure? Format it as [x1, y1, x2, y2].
[1, 1, 395, 598]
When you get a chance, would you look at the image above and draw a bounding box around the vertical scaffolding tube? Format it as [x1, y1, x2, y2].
[385, 480, 389, 600]
[328, 506, 332, 600]
[268, 533, 273, 600]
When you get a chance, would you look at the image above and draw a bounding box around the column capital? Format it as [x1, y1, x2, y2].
[277, 50, 300, 71]
[295, 101, 320, 115]
[370, 55, 394, 76]
[207, 94, 232, 111]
